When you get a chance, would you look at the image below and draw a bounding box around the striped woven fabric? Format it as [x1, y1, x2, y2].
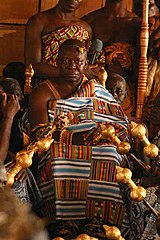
[37, 79, 129, 226]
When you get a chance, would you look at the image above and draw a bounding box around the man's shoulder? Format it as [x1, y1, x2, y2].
[30, 80, 52, 98]
[27, 8, 56, 26]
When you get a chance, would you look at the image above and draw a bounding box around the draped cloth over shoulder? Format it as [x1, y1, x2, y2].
[42, 25, 90, 66]
[27, 77, 144, 239]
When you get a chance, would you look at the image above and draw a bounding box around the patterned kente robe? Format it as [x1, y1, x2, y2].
[32, 77, 144, 240]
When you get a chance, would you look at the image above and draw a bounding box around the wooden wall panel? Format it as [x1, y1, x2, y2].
[41, 0, 58, 10]
[0, 25, 25, 64]
[0, 0, 39, 24]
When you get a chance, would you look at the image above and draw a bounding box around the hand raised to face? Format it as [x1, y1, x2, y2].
[1, 93, 20, 120]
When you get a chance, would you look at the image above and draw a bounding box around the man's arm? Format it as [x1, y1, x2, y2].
[0, 94, 20, 163]
[28, 83, 53, 129]
[24, 15, 59, 79]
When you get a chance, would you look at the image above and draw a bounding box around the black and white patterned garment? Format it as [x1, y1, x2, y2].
[5, 161, 42, 208]
[140, 187, 160, 240]
[140, 131, 160, 240]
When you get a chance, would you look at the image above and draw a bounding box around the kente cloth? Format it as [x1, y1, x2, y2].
[30, 78, 145, 239]
[42, 25, 89, 66]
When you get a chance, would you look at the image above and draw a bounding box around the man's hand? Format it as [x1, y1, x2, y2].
[1, 93, 20, 119]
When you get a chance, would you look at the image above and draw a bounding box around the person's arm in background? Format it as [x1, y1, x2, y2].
[0, 93, 20, 163]
[24, 14, 60, 79]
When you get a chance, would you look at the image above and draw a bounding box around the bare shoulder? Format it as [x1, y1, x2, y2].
[29, 81, 52, 104]
[26, 8, 56, 29]
[26, 13, 46, 33]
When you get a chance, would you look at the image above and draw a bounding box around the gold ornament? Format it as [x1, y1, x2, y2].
[100, 124, 130, 154]
[36, 137, 54, 154]
[24, 64, 34, 94]
[7, 147, 36, 186]
[103, 225, 125, 240]
[130, 122, 159, 158]
[116, 166, 146, 202]
[75, 234, 98, 240]
[7, 114, 70, 186]
[98, 67, 108, 87]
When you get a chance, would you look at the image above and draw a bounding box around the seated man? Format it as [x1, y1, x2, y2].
[106, 72, 127, 105]
[106, 73, 137, 120]
[25, 0, 92, 79]
[28, 39, 145, 240]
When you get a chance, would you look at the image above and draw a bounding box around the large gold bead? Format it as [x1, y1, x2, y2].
[75, 234, 98, 240]
[130, 186, 146, 202]
[103, 225, 121, 239]
[15, 148, 35, 168]
[143, 144, 159, 158]
[117, 142, 131, 154]
[130, 122, 146, 139]
[36, 138, 53, 153]
[7, 173, 16, 187]
[116, 166, 132, 183]
[101, 125, 115, 139]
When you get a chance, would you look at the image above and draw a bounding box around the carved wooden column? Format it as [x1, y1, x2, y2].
[136, 0, 149, 121]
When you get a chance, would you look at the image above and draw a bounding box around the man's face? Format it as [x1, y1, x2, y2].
[60, 0, 83, 12]
[58, 46, 88, 84]
[107, 79, 127, 104]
